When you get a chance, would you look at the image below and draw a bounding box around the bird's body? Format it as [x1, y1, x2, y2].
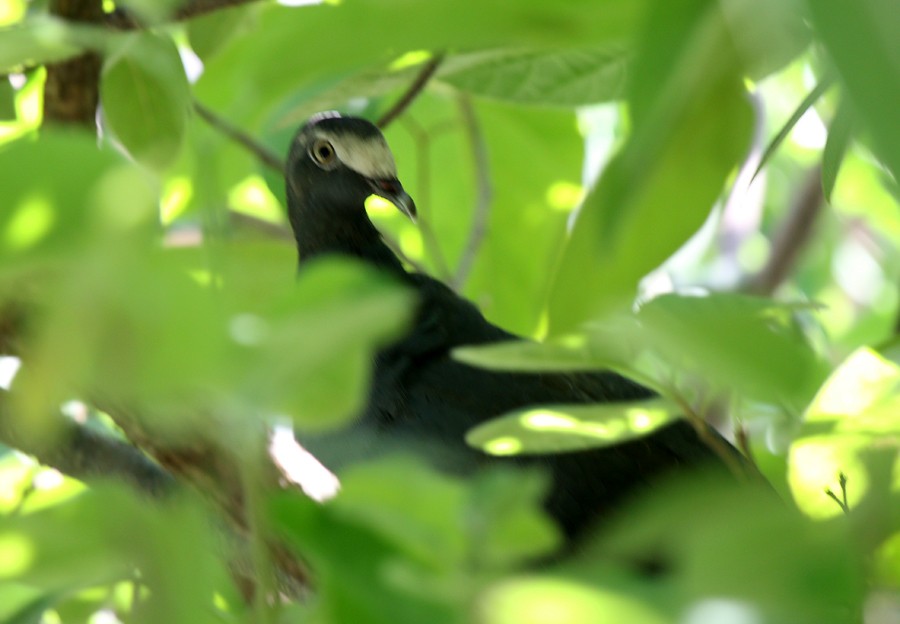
[286, 113, 737, 541]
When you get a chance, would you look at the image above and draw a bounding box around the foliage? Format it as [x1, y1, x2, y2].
[0, 0, 899, 622]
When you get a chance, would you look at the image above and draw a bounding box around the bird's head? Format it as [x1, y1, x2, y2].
[286, 112, 416, 224]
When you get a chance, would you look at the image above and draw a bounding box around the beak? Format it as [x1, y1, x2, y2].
[369, 178, 417, 222]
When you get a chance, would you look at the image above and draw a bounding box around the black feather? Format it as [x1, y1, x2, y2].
[286, 114, 741, 542]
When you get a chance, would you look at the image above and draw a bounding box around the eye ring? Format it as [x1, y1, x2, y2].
[309, 139, 336, 167]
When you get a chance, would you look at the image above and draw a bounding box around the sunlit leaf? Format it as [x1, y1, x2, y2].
[789, 347, 900, 519]
[478, 575, 668, 624]
[467, 398, 680, 455]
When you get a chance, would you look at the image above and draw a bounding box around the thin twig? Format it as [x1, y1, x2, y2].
[399, 116, 453, 280]
[670, 394, 749, 480]
[824, 472, 850, 514]
[451, 94, 493, 290]
[742, 163, 824, 295]
[194, 101, 286, 172]
[376, 52, 445, 129]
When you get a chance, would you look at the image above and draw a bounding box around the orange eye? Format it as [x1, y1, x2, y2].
[310, 139, 336, 166]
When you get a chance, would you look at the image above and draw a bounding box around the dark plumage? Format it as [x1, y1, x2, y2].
[286, 112, 738, 541]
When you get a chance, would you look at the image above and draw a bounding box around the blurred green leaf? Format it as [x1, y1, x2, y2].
[477, 573, 668, 624]
[467, 468, 561, 568]
[821, 98, 855, 203]
[808, 0, 900, 180]
[634, 293, 830, 410]
[100, 32, 190, 169]
[466, 398, 679, 455]
[717, 0, 810, 79]
[0, 131, 155, 275]
[587, 474, 863, 624]
[0, 15, 109, 73]
[437, 47, 627, 106]
[333, 456, 470, 568]
[237, 256, 414, 428]
[0, 590, 59, 624]
[272, 492, 458, 624]
[186, 3, 261, 61]
[790, 347, 900, 519]
[547, 3, 754, 333]
[16, 244, 412, 435]
[0, 79, 16, 119]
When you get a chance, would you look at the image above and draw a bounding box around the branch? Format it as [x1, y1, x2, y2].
[105, 0, 264, 28]
[194, 102, 286, 172]
[376, 53, 445, 129]
[0, 392, 174, 496]
[741, 163, 824, 295]
[451, 94, 493, 290]
[398, 116, 454, 280]
[43, 0, 104, 127]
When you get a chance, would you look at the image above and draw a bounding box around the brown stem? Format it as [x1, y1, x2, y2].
[194, 102, 286, 172]
[43, 0, 104, 127]
[376, 52, 445, 129]
[105, 0, 264, 29]
[0, 392, 174, 496]
[742, 164, 825, 295]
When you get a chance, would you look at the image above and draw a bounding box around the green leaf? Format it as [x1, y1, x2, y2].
[100, 32, 190, 169]
[466, 397, 680, 455]
[588, 474, 863, 624]
[634, 293, 829, 410]
[821, 98, 855, 203]
[717, 0, 810, 79]
[466, 468, 561, 567]
[752, 74, 835, 182]
[453, 337, 603, 374]
[333, 456, 470, 568]
[237, 256, 414, 428]
[437, 47, 628, 106]
[196, 0, 642, 124]
[0, 79, 16, 119]
[0, 131, 154, 272]
[1, 591, 60, 624]
[186, 3, 261, 61]
[271, 492, 458, 624]
[808, 0, 900, 181]
[547, 4, 754, 333]
[0, 16, 109, 73]
[478, 574, 668, 624]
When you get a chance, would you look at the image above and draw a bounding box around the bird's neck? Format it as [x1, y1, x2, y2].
[290, 197, 406, 275]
